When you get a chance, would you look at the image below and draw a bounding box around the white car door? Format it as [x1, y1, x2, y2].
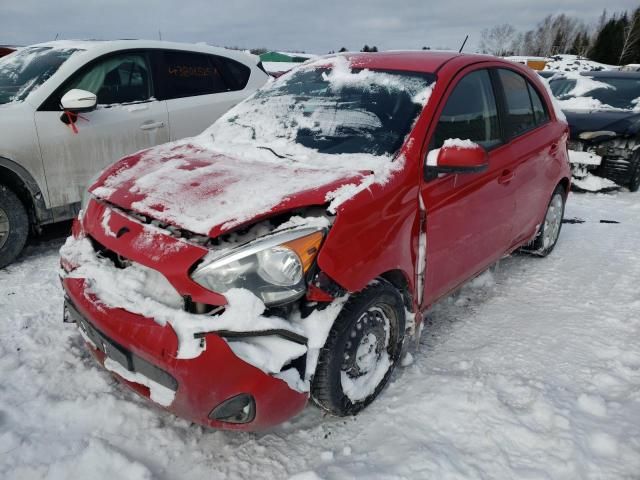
[34, 51, 169, 209]
[160, 50, 251, 140]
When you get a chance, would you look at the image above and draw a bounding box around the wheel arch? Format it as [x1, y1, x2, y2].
[0, 157, 51, 227]
[557, 176, 571, 197]
[379, 269, 414, 313]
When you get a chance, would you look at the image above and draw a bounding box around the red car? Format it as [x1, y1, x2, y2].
[61, 52, 570, 430]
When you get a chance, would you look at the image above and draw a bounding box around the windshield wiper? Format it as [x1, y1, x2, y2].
[256, 146, 292, 160]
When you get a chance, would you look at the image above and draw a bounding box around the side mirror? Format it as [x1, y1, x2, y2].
[60, 89, 97, 113]
[425, 140, 489, 178]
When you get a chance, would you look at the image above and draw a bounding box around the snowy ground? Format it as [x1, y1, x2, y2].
[1, 192, 639, 479]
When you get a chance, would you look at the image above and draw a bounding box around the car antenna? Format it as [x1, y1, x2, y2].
[458, 35, 469, 53]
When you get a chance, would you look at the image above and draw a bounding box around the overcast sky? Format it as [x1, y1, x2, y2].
[2, 0, 638, 53]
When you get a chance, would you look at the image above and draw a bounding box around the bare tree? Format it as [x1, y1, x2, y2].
[479, 23, 517, 56]
[619, 9, 640, 64]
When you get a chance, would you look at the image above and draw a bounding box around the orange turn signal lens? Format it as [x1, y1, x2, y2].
[283, 231, 324, 273]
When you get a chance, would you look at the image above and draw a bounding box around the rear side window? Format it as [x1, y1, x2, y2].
[528, 83, 550, 125]
[433, 69, 501, 149]
[162, 51, 229, 99]
[498, 69, 540, 137]
[220, 57, 251, 90]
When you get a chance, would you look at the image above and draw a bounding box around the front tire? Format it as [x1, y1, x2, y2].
[311, 280, 405, 416]
[0, 185, 29, 269]
[526, 185, 566, 257]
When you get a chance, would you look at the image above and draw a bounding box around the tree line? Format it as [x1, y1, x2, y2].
[479, 7, 640, 65]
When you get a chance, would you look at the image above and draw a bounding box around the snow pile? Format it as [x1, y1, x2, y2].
[543, 54, 614, 72]
[572, 173, 619, 192]
[568, 149, 602, 166]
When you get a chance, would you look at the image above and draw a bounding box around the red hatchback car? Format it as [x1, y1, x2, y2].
[61, 52, 570, 430]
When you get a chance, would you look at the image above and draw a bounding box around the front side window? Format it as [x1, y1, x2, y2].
[0, 46, 79, 104]
[67, 53, 152, 105]
[498, 69, 537, 137]
[433, 69, 501, 149]
[162, 51, 229, 99]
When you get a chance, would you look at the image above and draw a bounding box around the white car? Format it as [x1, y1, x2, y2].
[0, 40, 269, 267]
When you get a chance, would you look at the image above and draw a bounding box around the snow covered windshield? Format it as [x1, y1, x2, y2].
[549, 75, 640, 111]
[207, 58, 434, 159]
[0, 46, 79, 104]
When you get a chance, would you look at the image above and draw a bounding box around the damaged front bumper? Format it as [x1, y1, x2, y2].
[59, 200, 318, 430]
[62, 276, 309, 430]
[568, 137, 639, 189]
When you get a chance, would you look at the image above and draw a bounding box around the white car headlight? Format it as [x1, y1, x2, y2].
[191, 227, 325, 306]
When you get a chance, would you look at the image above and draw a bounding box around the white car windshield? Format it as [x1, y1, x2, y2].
[0, 46, 79, 104]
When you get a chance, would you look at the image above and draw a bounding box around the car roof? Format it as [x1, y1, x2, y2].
[325, 51, 496, 74]
[27, 39, 258, 63]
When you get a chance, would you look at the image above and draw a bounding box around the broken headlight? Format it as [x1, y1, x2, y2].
[191, 227, 324, 306]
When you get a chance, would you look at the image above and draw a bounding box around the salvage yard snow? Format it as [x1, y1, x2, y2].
[2, 192, 640, 479]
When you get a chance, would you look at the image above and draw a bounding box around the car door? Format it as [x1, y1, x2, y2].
[494, 68, 555, 245]
[158, 50, 252, 140]
[420, 68, 518, 306]
[34, 51, 169, 210]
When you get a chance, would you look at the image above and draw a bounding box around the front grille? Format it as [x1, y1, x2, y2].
[89, 236, 131, 269]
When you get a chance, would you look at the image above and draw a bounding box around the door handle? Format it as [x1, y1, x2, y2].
[140, 121, 165, 131]
[498, 170, 515, 184]
[550, 142, 559, 152]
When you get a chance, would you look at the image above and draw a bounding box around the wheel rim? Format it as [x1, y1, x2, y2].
[0, 207, 10, 250]
[542, 193, 563, 249]
[340, 304, 395, 402]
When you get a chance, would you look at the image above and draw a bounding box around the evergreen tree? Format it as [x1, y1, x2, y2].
[338, 47, 348, 52]
[361, 45, 371, 52]
[371, 46, 378, 52]
[590, 15, 627, 65]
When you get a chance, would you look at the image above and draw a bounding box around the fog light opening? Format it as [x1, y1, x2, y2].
[209, 394, 256, 424]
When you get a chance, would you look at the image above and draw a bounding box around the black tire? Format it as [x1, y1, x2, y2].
[526, 184, 566, 257]
[0, 185, 29, 269]
[311, 280, 405, 416]
[628, 152, 640, 193]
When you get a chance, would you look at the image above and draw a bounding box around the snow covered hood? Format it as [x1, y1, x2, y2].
[90, 141, 366, 238]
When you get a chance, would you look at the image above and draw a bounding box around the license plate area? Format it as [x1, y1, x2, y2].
[64, 299, 178, 391]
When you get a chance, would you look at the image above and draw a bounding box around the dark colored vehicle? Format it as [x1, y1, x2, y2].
[61, 52, 570, 431]
[0, 47, 15, 58]
[548, 71, 640, 191]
